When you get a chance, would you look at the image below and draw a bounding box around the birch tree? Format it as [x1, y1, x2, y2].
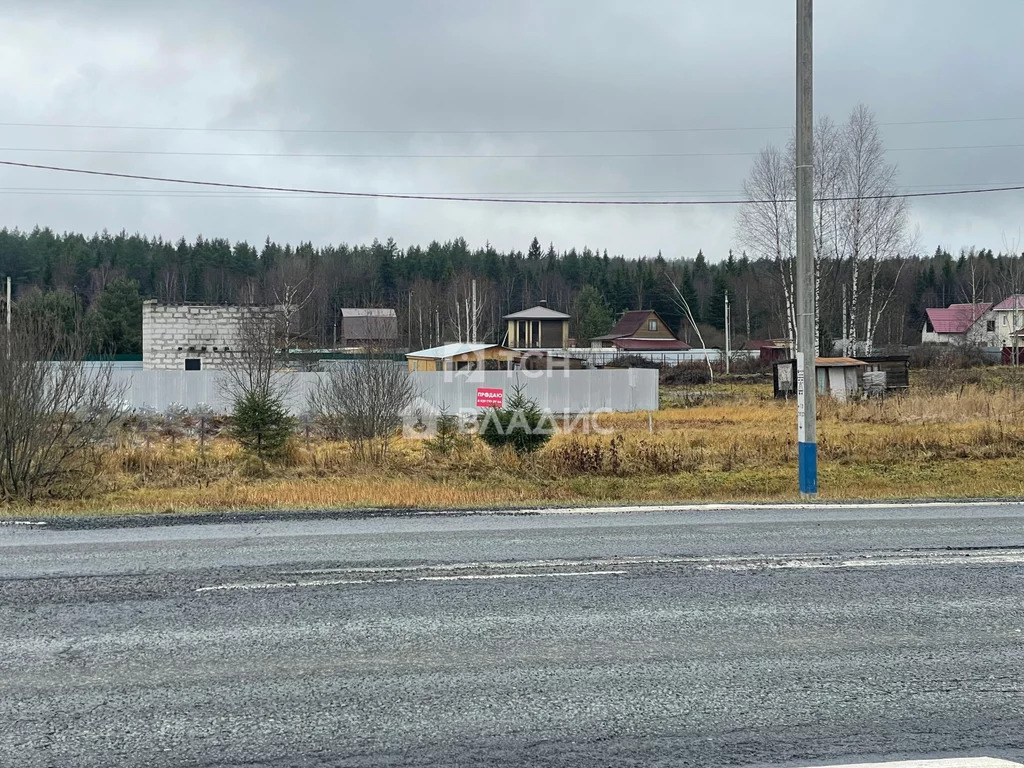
[737, 105, 912, 355]
[842, 105, 910, 355]
[737, 145, 797, 344]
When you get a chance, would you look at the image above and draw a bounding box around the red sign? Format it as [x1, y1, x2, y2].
[476, 387, 504, 408]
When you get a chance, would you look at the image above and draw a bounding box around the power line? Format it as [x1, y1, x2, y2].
[2, 159, 1024, 205]
[1, 142, 1023, 161]
[0, 179, 1020, 199]
[0, 146, 762, 160]
[2, 115, 1024, 135]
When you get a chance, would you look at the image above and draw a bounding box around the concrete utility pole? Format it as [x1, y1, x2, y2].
[724, 291, 731, 375]
[471, 279, 478, 344]
[795, 0, 817, 496]
[5, 276, 10, 358]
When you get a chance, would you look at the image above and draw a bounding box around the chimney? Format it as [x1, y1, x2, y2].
[539, 299, 547, 308]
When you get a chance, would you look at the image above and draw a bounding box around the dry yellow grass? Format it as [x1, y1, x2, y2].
[5, 376, 1024, 518]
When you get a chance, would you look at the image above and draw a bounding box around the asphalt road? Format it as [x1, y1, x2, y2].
[2, 502, 1024, 768]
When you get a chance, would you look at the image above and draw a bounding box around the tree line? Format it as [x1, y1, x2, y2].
[0, 225, 1021, 355]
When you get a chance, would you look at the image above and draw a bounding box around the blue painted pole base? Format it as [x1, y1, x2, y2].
[798, 441, 818, 496]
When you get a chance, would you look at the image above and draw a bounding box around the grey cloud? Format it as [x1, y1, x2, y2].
[0, 0, 1022, 260]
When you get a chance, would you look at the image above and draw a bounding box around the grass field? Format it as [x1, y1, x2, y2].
[4, 369, 1024, 518]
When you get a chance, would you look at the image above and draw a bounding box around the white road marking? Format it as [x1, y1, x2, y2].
[200, 547, 1024, 593]
[197, 569, 626, 593]
[279, 549, 1024, 580]
[806, 759, 1024, 768]
[510, 500, 1024, 516]
[9, 498, 1024, 531]
[279, 556, 704, 576]
[414, 570, 626, 582]
[703, 551, 1024, 571]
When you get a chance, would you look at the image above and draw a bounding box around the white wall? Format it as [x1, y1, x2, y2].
[110, 368, 660, 415]
[142, 302, 281, 371]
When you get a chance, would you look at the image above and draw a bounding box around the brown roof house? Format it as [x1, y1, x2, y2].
[591, 309, 692, 352]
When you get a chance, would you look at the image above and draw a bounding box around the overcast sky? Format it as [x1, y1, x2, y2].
[1, 0, 1023, 261]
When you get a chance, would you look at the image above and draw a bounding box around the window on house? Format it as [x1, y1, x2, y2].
[648, 320, 658, 332]
[1003, 315, 1009, 326]
[184, 358, 201, 371]
[987, 320, 996, 332]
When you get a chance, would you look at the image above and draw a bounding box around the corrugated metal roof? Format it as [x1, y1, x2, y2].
[503, 305, 571, 320]
[339, 308, 397, 318]
[991, 295, 1024, 311]
[816, 357, 868, 367]
[613, 338, 692, 351]
[608, 310, 655, 337]
[924, 303, 992, 334]
[406, 342, 515, 359]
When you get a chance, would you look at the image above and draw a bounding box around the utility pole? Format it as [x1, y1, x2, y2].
[842, 288, 848, 356]
[407, 290, 413, 350]
[724, 291, 731, 375]
[795, 0, 817, 496]
[5, 276, 10, 358]
[471, 279, 478, 343]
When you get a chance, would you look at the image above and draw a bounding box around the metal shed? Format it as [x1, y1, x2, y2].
[773, 357, 868, 403]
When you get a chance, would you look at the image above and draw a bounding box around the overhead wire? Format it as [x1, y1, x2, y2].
[2, 159, 1024, 206]
[1, 114, 1024, 135]
[0, 143, 1022, 160]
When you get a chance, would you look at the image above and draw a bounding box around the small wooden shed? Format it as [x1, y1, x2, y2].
[857, 355, 910, 394]
[773, 357, 868, 402]
[406, 342, 522, 372]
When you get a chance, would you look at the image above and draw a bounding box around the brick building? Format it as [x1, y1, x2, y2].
[142, 301, 282, 371]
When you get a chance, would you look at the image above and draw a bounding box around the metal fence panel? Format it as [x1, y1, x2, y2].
[110, 368, 658, 415]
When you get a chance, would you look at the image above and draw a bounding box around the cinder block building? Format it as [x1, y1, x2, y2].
[142, 301, 282, 371]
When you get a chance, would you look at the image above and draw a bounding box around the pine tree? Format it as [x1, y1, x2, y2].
[478, 383, 554, 455]
[89, 278, 143, 354]
[527, 237, 542, 261]
[574, 285, 613, 345]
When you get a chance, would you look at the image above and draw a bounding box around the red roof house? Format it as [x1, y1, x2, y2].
[591, 309, 691, 351]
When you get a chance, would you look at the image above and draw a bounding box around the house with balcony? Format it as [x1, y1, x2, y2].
[504, 301, 570, 349]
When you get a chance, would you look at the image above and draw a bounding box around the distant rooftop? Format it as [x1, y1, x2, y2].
[924, 303, 992, 334]
[991, 295, 1024, 311]
[406, 342, 514, 359]
[816, 357, 868, 367]
[504, 305, 570, 320]
[340, 308, 396, 317]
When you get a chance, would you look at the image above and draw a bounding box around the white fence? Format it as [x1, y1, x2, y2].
[110, 368, 659, 415]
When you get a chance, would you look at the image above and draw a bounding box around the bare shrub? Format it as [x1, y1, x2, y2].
[308, 355, 416, 463]
[661, 363, 712, 386]
[604, 354, 660, 370]
[0, 315, 124, 501]
[910, 344, 990, 371]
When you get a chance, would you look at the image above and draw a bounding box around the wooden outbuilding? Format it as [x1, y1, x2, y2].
[406, 342, 522, 372]
[773, 357, 868, 402]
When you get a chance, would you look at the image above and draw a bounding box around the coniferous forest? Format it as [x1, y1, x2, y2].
[0, 225, 1018, 355]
